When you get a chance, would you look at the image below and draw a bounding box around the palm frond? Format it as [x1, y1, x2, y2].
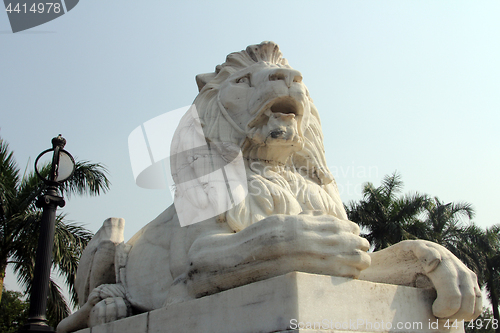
[0, 138, 20, 221]
[46, 278, 70, 327]
[381, 171, 403, 200]
[61, 160, 110, 198]
[16, 164, 51, 213]
[392, 192, 429, 224]
[347, 172, 429, 251]
[52, 217, 93, 307]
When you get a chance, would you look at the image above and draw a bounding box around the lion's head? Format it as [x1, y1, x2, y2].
[195, 42, 334, 186]
[171, 42, 347, 230]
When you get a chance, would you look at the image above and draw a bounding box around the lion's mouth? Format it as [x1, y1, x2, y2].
[270, 98, 299, 115]
[249, 97, 302, 128]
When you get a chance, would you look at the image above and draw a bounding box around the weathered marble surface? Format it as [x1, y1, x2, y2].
[71, 272, 464, 333]
[57, 42, 481, 333]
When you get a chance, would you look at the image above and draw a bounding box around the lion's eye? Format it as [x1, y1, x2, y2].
[236, 75, 251, 86]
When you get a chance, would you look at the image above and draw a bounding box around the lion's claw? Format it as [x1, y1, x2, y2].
[89, 297, 130, 326]
[363, 240, 482, 321]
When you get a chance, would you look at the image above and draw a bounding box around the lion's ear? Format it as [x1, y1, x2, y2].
[196, 73, 217, 92]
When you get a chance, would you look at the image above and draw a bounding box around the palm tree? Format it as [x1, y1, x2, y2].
[422, 197, 474, 237]
[345, 171, 429, 251]
[0, 137, 110, 326]
[417, 197, 475, 257]
[459, 224, 500, 331]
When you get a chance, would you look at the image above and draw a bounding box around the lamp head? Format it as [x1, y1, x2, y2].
[35, 135, 75, 185]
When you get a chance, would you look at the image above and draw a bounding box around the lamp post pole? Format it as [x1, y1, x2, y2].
[19, 135, 75, 333]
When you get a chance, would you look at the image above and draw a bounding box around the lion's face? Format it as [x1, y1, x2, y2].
[218, 61, 311, 153]
[195, 41, 334, 186]
[181, 42, 347, 230]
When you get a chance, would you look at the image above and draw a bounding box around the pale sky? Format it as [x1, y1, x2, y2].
[1, 0, 499, 298]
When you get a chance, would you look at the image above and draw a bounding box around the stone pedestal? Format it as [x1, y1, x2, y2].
[74, 272, 463, 333]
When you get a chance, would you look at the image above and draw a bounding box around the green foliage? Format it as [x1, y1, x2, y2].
[345, 171, 429, 250]
[0, 289, 28, 333]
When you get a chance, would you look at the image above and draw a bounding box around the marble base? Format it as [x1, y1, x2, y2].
[74, 272, 463, 333]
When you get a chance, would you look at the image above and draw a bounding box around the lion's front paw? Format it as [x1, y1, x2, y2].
[88, 297, 131, 326]
[404, 240, 483, 321]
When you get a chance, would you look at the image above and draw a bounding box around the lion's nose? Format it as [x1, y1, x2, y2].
[268, 69, 303, 88]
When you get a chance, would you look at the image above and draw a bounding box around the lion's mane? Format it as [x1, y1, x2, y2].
[192, 41, 347, 230]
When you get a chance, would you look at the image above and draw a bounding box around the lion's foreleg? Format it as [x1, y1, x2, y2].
[185, 213, 370, 298]
[56, 300, 95, 333]
[56, 284, 130, 333]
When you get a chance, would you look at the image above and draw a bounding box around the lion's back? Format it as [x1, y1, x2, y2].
[121, 205, 178, 310]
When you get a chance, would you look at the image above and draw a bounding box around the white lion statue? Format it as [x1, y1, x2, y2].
[57, 42, 482, 333]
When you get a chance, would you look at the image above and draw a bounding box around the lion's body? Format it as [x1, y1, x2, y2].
[112, 41, 348, 310]
[57, 42, 481, 333]
[119, 163, 346, 310]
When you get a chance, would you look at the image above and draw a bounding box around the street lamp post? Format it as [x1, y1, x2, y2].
[19, 135, 75, 333]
